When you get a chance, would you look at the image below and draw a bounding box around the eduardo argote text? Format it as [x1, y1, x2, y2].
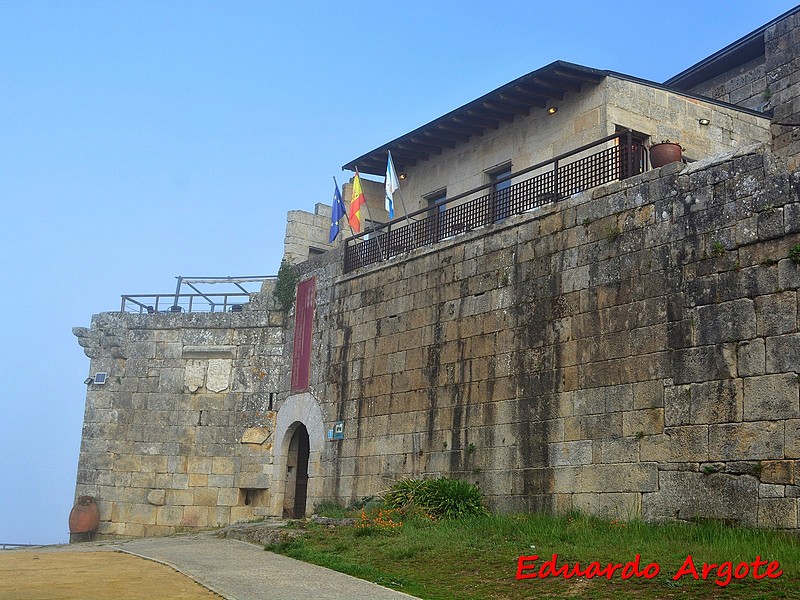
[516, 553, 782, 587]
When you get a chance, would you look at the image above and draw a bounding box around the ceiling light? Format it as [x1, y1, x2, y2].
[547, 107, 558, 115]
[699, 118, 710, 126]
[399, 173, 407, 180]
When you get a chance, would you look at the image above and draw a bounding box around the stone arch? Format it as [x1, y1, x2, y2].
[270, 392, 324, 518]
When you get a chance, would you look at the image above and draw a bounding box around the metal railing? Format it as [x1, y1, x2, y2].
[1, 543, 37, 550]
[121, 275, 275, 314]
[344, 130, 647, 273]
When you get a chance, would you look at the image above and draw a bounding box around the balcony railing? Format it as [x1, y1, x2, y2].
[120, 275, 275, 314]
[344, 130, 647, 273]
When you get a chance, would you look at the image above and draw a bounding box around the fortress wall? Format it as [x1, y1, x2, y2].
[307, 145, 800, 527]
[73, 297, 284, 538]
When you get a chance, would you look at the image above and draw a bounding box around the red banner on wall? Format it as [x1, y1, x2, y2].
[290, 277, 315, 392]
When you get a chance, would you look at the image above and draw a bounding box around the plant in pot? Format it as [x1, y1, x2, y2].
[650, 140, 683, 168]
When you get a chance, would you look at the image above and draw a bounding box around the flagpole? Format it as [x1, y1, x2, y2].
[354, 167, 386, 260]
[386, 152, 414, 230]
[333, 176, 357, 240]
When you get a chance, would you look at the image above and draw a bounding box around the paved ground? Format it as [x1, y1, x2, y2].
[2, 530, 419, 600]
[113, 532, 419, 600]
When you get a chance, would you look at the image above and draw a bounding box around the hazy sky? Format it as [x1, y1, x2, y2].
[1, 0, 796, 545]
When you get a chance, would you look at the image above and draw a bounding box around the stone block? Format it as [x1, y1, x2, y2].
[579, 413, 624, 439]
[777, 258, 800, 290]
[218, 488, 241, 507]
[765, 333, 800, 373]
[129, 503, 158, 525]
[759, 483, 785, 498]
[737, 339, 765, 376]
[691, 379, 743, 423]
[695, 299, 756, 345]
[595, 437, 639, 464]
[758, 498, 798, 528]
[787, 420, 800, 458]
[755, 292, 797, 336]
[188, 474, 208, 487]
[182, 506, 209, 528]
[672, 344, 737, 384]
[146, 489, 166, 506]
[633, 380, 664, 409]
[640, 426, 708, 462]
[548, 440, 592, 466]
[709, 422, 784, 461]
[212, 457, 235, 475]
[643, 471, 758, 526]
[571, 492, 641, 520]
[743, 373, 799, 420]
[167, 489, 194, 506]
[623, 408, 664, 437]
[156, 506, 184, 527]
[553, 464, 657, 493]
[208, 474, 235, 488]
[761, 460, 794, 484]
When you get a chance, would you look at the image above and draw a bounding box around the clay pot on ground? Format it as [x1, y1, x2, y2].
[69, 496, 100, 541]
[650, 141, 683, 168]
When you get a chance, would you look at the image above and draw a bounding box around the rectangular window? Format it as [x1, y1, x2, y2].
[425, 189, 447, 242]
[489, 163, 512, 222]
[290, 277, 315, 392]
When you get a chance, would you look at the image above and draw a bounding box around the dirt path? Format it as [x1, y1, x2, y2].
[0, 549, 220, 600]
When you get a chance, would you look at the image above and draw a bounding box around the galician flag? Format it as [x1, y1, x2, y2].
[385, 150, 400, 219]
[348, 170, 366, 233]
[329, 178, 346, 243]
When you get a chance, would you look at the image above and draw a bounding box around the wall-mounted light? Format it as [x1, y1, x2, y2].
[698, 118, 710, 126]
[547, 107, 558, 115]
[398, 173, 407, 180]
[84, 377, 94, 385]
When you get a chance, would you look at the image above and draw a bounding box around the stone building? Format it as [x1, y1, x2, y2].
[75, 7, 800, 538]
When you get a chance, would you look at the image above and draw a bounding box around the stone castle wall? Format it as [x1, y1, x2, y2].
[301, 145, 800, 528]
[73, 291, 284, 538]
[75, 144, 800, 536]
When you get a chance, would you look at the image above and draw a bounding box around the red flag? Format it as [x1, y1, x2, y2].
[348, 171, 366, 233]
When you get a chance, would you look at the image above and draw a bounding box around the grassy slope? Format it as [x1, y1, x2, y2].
[267, 513, 800, 600]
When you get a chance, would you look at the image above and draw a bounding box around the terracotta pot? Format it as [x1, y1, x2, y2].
[650, 142, 683, 168]
[69, 496, 100, 534]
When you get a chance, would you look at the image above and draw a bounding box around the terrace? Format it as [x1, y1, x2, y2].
[120, 275, 274, 314]
[344, 129, 647, 273]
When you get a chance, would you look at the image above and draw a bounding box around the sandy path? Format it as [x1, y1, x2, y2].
[0, 549, 220, 600]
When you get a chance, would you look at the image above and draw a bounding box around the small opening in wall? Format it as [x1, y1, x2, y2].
[241, 488, 267, 507]
[269, 393, 275, 411]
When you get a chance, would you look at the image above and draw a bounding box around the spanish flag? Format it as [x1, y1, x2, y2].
[348, 170, 366, 233]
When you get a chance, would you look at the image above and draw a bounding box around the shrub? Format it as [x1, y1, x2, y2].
[383, 477, 488, 520]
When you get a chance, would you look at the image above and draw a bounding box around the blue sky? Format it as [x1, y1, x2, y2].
[1, 1, 797, 545]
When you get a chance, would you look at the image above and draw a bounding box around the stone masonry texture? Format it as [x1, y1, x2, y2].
[298, 146, 800, 528]
[76, 144, 800, 536]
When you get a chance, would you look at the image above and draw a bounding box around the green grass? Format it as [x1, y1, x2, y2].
[266, 512, 800, 599]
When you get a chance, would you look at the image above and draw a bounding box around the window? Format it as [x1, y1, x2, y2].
[488, 163, 512, 222]
[615, 126, 647, 179]
[425, 189, 447, 241]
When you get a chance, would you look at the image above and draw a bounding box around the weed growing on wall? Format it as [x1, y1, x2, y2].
[273, 260, 299, 311]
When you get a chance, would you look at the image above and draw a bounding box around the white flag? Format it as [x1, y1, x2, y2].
[385, 151, 400, 219]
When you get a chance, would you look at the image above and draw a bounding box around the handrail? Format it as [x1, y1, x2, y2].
[344, 130, 646, 273]
[120, 275, 276, 314]
[349, 129, 639, 242]
[121, 292, 253, 313]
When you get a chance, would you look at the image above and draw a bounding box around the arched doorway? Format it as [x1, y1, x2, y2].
[283, 423, 310, 518]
